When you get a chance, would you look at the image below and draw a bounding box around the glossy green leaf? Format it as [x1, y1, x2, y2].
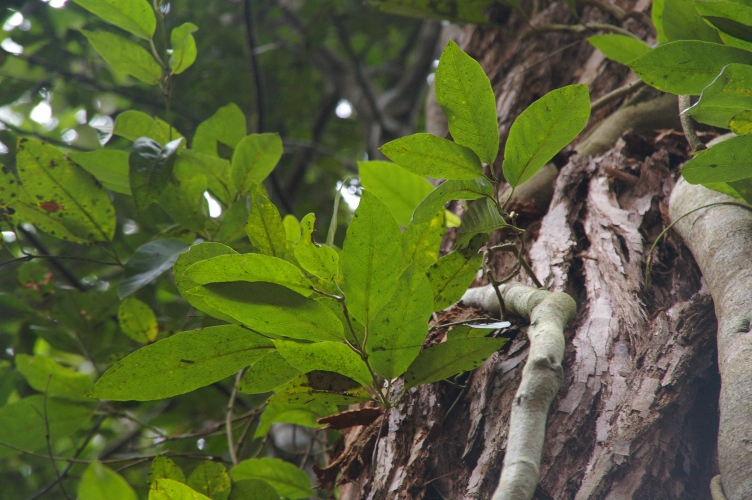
[71, 0, 155, 39]
[294, 213, 339, 281]
[246, 183, 295, 262]
[687, 63, 752, 127]
[402, 212, 444, 273]
[629, 41, 752, 95]
[426, 247, 483, 310]
[254, 403, 335, 438]
[118, 239, 189, 299]
[238, 351, 302, 394]
[502, 84, 590, 187]
[730, 110, 752, 135]
[89, 325, 273, 401]
[148, 456, 186, 485]
[412, 178, 494, 224]
[367, 266, 433, 379]
[232, 458, 314, 500]
[170, 23, 198, 75]
[174, 149, 233, 206]
[342, 191, 402, 327]
[435, 40, 499, 164]
[81, 30, 162, 85]
[150, 479, 211, 500]
[456, 198, 507, 246]
[197, 282, 344, 341]
[403, 337, 508, 388]
[173, 242, 238, 322]
[118, 296, 158, 343]
[68, 150, 131, 194]
[232, 134, 283, 195]
[192, 103, 247, 156]
[380, 133, 484, 180]
[79, 461, 137, 500]
[114, 110, 184, 146]
[15, 354, 92, 401]
[283, 214, 301, 241]
[681, 134, 752, 183]
[129, 137, 182, 213]
[187, 462, 230, 500]
[358, 160, 434, 226]
[15, 138, 116, 242]
[268, 373, 371, 405]
[661, 0, 722, 43]
[228, 480, 278, 500]
[587, 34, 652, 64]
[275, 339, 372, 387]
[0, 395, 92, 458]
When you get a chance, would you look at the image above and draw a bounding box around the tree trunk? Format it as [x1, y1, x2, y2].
[325, 3, 724, 498]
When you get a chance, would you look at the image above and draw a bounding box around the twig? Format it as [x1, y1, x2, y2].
[43, 376, 70, 500]
[678, 95, 706, 152]
[0, 253, 122, 270]
[590, 80, 646, 112]
[523, 22, 641, 40]
[0, 117, 90, 152]
[17, 225, 87, 291]
[226, 368, 247, 466]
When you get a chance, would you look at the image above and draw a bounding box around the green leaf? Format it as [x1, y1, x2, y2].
[118, 239, 189, 299]
[0, 395, 92, 458]
[238, 351, 302, 394]
[173, 242, 238, 322]
[187, 462, 230, 500]
[232, 134, 283, 195]
[342, 191, 402, 327]
[681, 134, 752, 183]
[174, 149, 234, 206]
[157, 171, 208, 232]
[687, 63, 752, 127]
[150, 478, 211, 500]
[358, 160, 434, 226]
[729, 177, 752, 203]
[412, 178, 494, 224]
[425, 247, 483, 310]
[652, 0, 668, 43]
[254, 403, 335, 438]
[402, 213, 444, 273]
[435, 40, 499, 164]
[446, 323, 511, 340]
[14, 138, 116, 242]
[79, 461, 138, 500]
[380, 133, 484, 180]
[15, 354, 92, 401]
[232, 458, 314, 500]
[456, 198, 507, 246]
[197, 282, 344, 341]
[81, 30, 162, 85]
[283, 214, 301, 241]
[730, 110, 752, 134]
[170, 23, 198, 75]
[118, 296, 158, 343]
[587, 34, 652, 64]
[275, 339, 372, 387]
[403, 337, 508, 388]
[367, 266, 433, 379]
[148, 456, 186, 485]
[114, 110, 184, 146]
[184, 254, 314, 296]
[695, 0, 752, 40]
[228, 480, 278, 500]
[88, 325, 273, 401]
[68, 150, 131, 194]
[661, 0, 722, 43]
[216, 200, 249, 245]
[268, 373, 371, 405]
[629, 41, 752, 95]
[294, 213, 339, 282]
[246, 183, 294, 261]
[375, 0, 509, 23]
[192, 103, 247, 156]
[502, 84, 590, 187]
[71, 0, 155, 39]
[129, 137, 182, 213]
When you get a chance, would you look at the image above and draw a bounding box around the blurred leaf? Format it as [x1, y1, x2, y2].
[380, 133, 483, 180]
[71, 0, 156, 40]
[148, 456, 186, 485]
[78, 461, 138, 500]
[231, 458, 314, 500]
[232, 134, 283, 195]
[149, 478, 211, 500]
[228, 480, 278, 500]
[412, 178, 494, 224]
[238, 351, 302, 394]
[294, 213, 339, 282]
[425, 246, 483, 310]
[187, 462, 230, 500]
[456, 198, 507, 246]
[687, 63, 752, 127]
[254, 403, 334, 437]
[82, 30, 162, 85]
[283, 214, 301, 241]
[587, 34, 651, 64]
[358, 160, 434, 226]
[118, 296, 158, 343]
[730, 110, 752, 135]
[246, 183, 294, 261]
[170, 22, 198, 75]
[15, 354, 92, 401]
[114, 110, 184, 146]
[402, 213, 444, 273]
[269, 373, 371, 405]
[174, 150, 233, 206]
[374, 0, 502, 23]
[68, 150, 131, 194]
[119, 238, 189, 299]
[275, 339, 372, 386]
[129, 137, 182, 213]
[681, 134, 752, 183]
[192, 103, 247, 156]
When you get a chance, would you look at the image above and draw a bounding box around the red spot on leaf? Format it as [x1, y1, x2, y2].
[39, 201, 62, 212]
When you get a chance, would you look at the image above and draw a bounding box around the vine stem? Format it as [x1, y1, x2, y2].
[225, 368, 247, 466]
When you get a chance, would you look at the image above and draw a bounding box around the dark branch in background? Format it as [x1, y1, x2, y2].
[0, 117, 89, 152]
[16, 225, 87, 291]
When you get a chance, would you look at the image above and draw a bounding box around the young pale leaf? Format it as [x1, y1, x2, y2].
[456, 198, 507, 246]
[274, 340, 373, 387]
[173, 242, 238, 322]
[232, 458, 314, 500]
[269, 373, 371, 405]
[426, 247, 484, 310]
[358, 160, 434, 226]
[232, 134, 284, 195]
[88, 325, 273, 401]
[78, 461, 138, 500]
[238, 351, 302, 394]
[342, 191, 402, 327]
[14, 138, 116, 242]
[81, 30, 162, 85]
[730, 110, 752, 135]
[246, 183, 295, 262]
[183, 254, 314, 296]
[149, 478, 211, 500]
[114, 110, 184, 146]
[118, 296, 158, 343]
[294, 213, 339, 281]
[187, 462, 230, 500]
[118, 239, 189, 299]
[502, 84, 590, 187]
[15, 354, 93, 401]
[402, 213, 444, 273]
[192, 103, 247, 156]
[687, 64, 752, 128]
[283, 214, 301, 241]
[228, 480, 279, 500]
[68, 150, 131, 194]
[148, 456, 185, 485]
[629, 41, 752, 95]
[587, 34, 651, 64]
[254, 403, 335, 438]
[403, 337, 508, 388]
[129, 137, 182, 213]
[367, 267, 434, 379]
[412, 178, 495, 224]
[380, 133, 484, 180]
[197, 282, 344, 341]
[435, 40, 499, 164]
[681, 135, 752, 184]
[660, 0, 722, 43]
[174, 150, 233, 206]
[170, 23, 198, 75]
[71, 0, 155, 40]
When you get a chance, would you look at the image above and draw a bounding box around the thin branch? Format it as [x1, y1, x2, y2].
[225, 368, 247, 466]
[523, 22, 641, 40]
[590, 79, 646, 112]
[43, 376, 70, 500]
[678, 95, 706, 152]
[0, 253, 122, 270]
[0, 117, 90, 152]
[17, 225, 87, 291]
